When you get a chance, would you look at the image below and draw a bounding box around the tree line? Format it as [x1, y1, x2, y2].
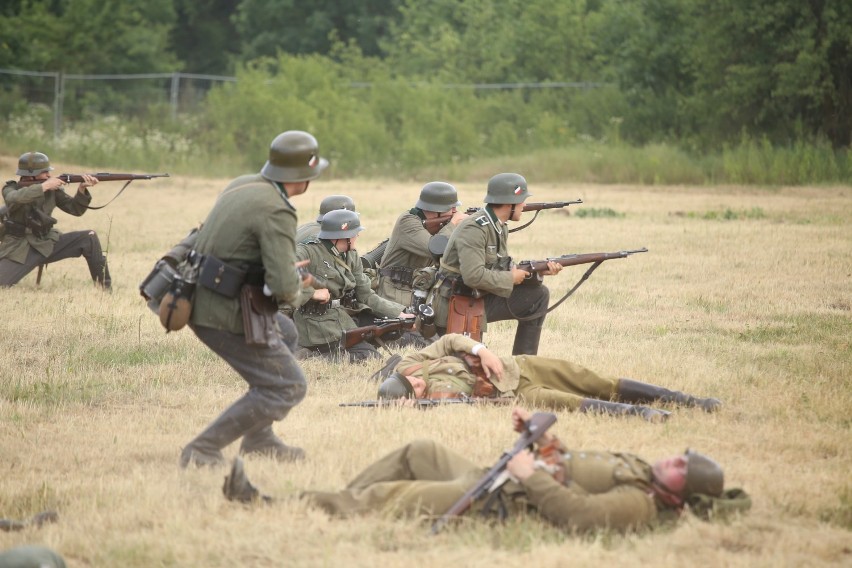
[1, 0, 849, 178]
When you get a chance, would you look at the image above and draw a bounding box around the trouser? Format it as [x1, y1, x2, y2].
[302, 439, 488, 517]
[515, 355, 618, 411]
[0, 230, 109, 287]
[186, 324, 307, 452]
[484, 283, 550, 355]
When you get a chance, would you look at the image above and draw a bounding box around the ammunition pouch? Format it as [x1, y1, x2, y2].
[299, 290, 357, 316]
[240, 284, 279, 346]
[437, 273, 480, 299]
[197, 255, 265, 299]
[2, 218, 26, 238]
[379, 266, 415, 287]
[25, 209, 56, 238]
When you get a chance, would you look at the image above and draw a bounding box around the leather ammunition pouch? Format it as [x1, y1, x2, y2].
[2, 218, 26, 238]
[299, 288, 357, 316]
[25, 209, 56, 238]
[240, 284, 278, 346]
[197, 255, 264, 299]
[379, 266, 415, 287]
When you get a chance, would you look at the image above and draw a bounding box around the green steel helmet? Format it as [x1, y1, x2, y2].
[415, 181, 461, 213]
[318, 209, 364, 239]
[261, 130, 329, 182]
[377, 372, 415, 400]
[484, 173, 531, 205]
[684, 449, 724, 497]
[16, 151, 53, 176]
[316, 194, 356, 222]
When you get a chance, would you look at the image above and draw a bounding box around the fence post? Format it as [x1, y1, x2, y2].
[170, 72, 180, 120]
[52, 71, 62, 140]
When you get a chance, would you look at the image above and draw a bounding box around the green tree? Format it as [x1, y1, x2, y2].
[171, 0, 240, 75]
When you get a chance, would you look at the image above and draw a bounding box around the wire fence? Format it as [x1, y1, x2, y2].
[1, 68, 606, 138]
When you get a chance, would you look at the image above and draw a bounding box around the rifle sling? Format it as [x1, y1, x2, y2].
[82, 179, 134, 210]
[507, 210, 540, 233]
[507, 260, 603, 321]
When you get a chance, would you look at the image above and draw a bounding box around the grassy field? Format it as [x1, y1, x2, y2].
[1, 154, 850, 567]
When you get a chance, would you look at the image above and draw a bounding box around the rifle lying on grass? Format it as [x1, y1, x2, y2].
[339, 395, 514, 409]
[430, 411, 558, 535]
[339, 317, 416, 350]
[514, 247, 648, 314]
[15, 172, 170, 210]
[422, 199, 583, 234]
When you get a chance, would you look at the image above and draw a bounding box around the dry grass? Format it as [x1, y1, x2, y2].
[1, 155, 850, 567]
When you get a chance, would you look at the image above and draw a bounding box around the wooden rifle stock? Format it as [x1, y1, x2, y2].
[17, 172, 170, 187]
[339, 396, 513, 409]
[422, 199, 583, 233]
[339, 318, 416, 350]
[430, 412, 558, 534]
[517, 247, 648, 275]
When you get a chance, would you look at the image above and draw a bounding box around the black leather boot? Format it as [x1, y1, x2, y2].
[616, 378, 722, 412]
[223, 457, 273, 504]
[579, 398, 671, 422]
[239, 424, 305, 462]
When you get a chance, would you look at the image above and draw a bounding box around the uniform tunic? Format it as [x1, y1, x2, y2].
[190, 174, 302, 335]
[293, 239, 404, 348]
[1, 180, 92, 262]
[395, 334, 616, 410]
[377, 210, 454, 305]
[295, 221, 321, 244]
[303, 439, 660, 533]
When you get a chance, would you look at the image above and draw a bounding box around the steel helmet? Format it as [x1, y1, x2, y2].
[261, 130, 329, 182]
[316, 195, 356, 222]
[484, 173, 531, 205]
[16, 151, 53, 176]
[684, 450, 724, 497]
[415, 182, 461, 213]
[318, 209, 364, 239]
[377, 372, 415, 399]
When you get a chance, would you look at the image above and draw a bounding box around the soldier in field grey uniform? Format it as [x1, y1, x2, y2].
[377, 182, 466, 306]
[431, 173, 563, 355]
[223, 407, 731, 534]
[295, 194, 356, 244]
[179, 130, 328, 468]
[292, 209, 412, 362]
[0, 151, 109, 288]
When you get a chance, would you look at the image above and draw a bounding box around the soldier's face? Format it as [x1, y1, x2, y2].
[405, 376, 427, 398]
[652, 454, 689, 496]
[284, 180, 310, 197]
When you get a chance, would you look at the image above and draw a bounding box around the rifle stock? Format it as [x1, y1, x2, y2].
[339, 317, 416, 350]
[517, 247, 648, 274]
[430, 412, 558, 534]
[17, 172, 170, 187]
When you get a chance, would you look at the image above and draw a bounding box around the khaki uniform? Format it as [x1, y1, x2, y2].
[0, 180, 108, 287]
[396, 334, 615, 410]
[303, 439, 659, 533]
[377, 210, 453, 306]
[431, 207, 549, 355]
[293, 239, 404, 358]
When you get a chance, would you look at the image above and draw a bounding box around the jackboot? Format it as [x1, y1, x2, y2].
[239, 424, 305, 462]
[511, 322, 544, 356]
[222, 457, 273, 504]
[180, 397, 264, 468]
[579, 398, 671, 423]
[616, 378, 722, 412]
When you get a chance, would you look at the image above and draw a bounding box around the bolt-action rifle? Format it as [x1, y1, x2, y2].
[339, 317, 416, 351]
[422, 199, 583, 234]
[430, 411, 558, 535]
[13, 172, 170, 211]
[514, 248, 648, 314]
[339, 395, 514, 409]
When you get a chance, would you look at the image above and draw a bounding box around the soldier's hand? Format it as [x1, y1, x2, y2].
[40, 177, 65, 192]
[450, 211, 469, 226]
[511, 268, 529, 285]
[312, 288, 331, 303]
[477, 347, 504, 381]
[398, 312, 415, 319]
[511, 407, 532, 431]
[77, 174, 98, 191]
[507, 450, 536, 481]
[539, 261, 563, 276]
